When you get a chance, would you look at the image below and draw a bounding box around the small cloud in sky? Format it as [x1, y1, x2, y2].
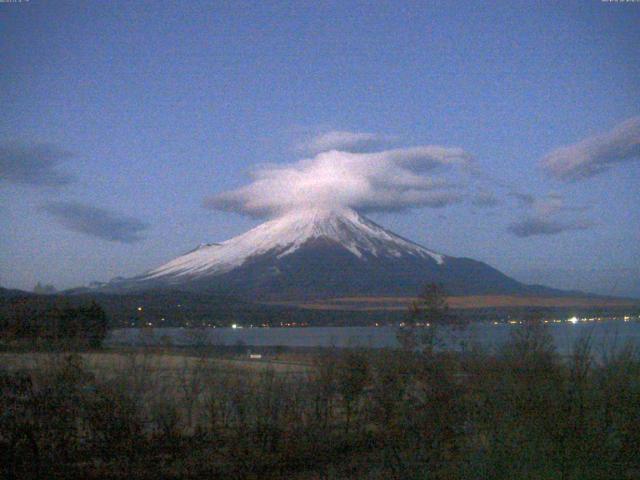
[506, 192, 593, 238]
[508, 191, 535, 207]
[532, 193, 566, 216]
[471, 191, 500, 208]
[295, 130, 397, 154]
[42, 201, 149, 243]
[512, 192, 590, 216]
[540, 116, 640, 181]
[0, 142, 74, 187]
[508, 217, 593, 238]
[204, 145, 472, 217]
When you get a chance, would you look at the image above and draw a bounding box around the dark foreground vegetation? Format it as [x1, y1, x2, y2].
[0, 298, 108, 349]
[1, 320, 639, 479]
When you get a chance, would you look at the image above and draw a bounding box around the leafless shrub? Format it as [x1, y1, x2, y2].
[2, 332, 639, 479]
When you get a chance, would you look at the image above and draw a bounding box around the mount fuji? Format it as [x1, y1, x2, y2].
[111, 208, 564, 300]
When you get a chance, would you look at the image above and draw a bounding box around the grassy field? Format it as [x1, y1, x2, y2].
[0, 349, 312, 376]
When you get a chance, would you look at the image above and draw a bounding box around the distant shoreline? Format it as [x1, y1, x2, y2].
[266, 294, 640, 311]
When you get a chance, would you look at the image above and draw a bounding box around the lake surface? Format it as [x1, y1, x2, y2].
[107, 320, 640, 355]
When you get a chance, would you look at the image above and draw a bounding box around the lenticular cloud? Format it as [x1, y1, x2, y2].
[204, 145, 472, 218]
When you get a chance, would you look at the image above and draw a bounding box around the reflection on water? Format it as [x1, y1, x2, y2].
[107, 321, 640, 355]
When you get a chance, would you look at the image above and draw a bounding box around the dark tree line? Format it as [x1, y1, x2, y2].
[0, 298, 108, 348]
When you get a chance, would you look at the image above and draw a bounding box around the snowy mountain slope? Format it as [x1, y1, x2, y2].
[113, 207, 565, 300]
[141, 208, 444, 281]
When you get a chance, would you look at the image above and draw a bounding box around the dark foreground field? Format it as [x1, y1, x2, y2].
[2, 323, 640, 479]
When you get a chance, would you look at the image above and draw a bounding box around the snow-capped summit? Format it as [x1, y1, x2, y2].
[143, 208, 444, 282]
[121, 207, 556, 300]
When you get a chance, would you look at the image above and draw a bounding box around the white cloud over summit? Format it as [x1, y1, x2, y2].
[205, 145, 472, 217]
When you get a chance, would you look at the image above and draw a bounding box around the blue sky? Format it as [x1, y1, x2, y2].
[1, 1, 639, 297]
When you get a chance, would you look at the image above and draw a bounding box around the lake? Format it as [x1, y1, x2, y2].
[107, 320, 640, 355]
